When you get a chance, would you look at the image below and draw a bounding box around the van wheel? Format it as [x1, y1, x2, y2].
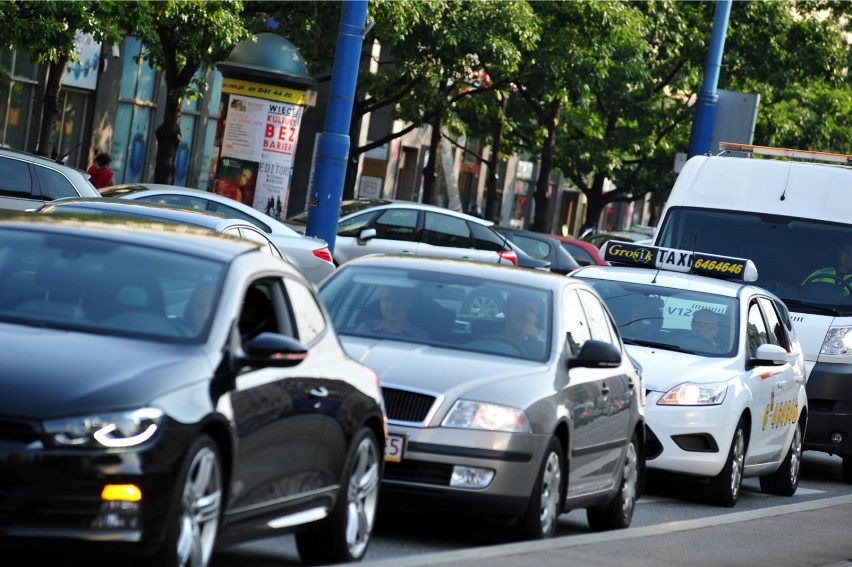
[843, 455, 852, 484]
[759, 419, 802, 496]
[707, 418, 745, 507]
[587, 432, 640, 531]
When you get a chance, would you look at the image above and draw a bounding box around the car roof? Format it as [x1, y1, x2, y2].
[0, 146, 89, 176]
[289, 199, 495, 227]
[0, 213, 261, 263]
[573, 264, 755, 298]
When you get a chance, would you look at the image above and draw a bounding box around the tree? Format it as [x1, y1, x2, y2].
[2, 1, 126, 159]
[123, 0, 249, 184]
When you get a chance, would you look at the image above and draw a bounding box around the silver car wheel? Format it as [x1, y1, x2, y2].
[345, 435, 381, 559]
[538, 450, 562, 535]
[619, 440, 639, 516]
[176, 445, 222, 567]
[729, 428, 745, 499]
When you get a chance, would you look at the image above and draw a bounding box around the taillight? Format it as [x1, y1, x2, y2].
[313, 246, 333, 263]
[498, 250, 518, 266]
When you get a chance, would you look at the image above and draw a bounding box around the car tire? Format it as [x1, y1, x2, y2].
[707, 417, 746, 507]
[843, 455, 852, 484]
[759, 418, 802, 496]
[296, 427, 381, 565]
[461, 290, 504, 318]
[507, 436, 564, 541]
[151, 434, 223, 567]
[587, 432, 640, 531]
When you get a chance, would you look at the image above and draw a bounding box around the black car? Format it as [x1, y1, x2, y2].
[0, 216, 386, 566]
[495, 227, 580, 274]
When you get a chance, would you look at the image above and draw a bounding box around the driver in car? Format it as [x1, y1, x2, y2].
[801, 241, 852, 295]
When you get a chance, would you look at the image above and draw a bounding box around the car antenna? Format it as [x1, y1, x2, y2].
[57, 141, 84, 165]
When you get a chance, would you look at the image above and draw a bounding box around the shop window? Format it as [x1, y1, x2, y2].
[113, 37, 158, 184]
[0, 51, 39, 150]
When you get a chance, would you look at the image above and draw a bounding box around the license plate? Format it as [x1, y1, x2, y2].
[385, 433, 406, 462]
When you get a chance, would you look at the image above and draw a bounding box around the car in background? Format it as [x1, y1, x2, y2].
[572, 240, 807, 507]
[495, 226, 580, 275]
[36, 198, 290, 262]
[0, 147, 99, 212]
[549, 234, 608, 267]
[320, 255, 645, 540]
[0, 215, 386, 565]
[100, 184, 335, 284]
[503, 237, 551, 271]
[585, 230, 653, 249]
[286, 199, 518, 267]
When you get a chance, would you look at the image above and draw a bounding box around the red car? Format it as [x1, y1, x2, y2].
[548, 234, 609, 267]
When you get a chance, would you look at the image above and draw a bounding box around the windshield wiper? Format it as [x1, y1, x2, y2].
[781, 299, 841, 316]
[623, 338, 682, 350]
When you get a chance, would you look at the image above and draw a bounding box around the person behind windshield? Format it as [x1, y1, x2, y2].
[356, 286, 429, 339]
[801, 241, 852, 295]
[502, 291, 542, 350]
[691, 308, 720, 349]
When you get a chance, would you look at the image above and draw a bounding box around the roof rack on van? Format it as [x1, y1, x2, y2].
[599, 240, 758, 283]
[718, 142, 852, 166]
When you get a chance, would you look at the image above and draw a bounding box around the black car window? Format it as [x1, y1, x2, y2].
[470, 223, 506, 252]
[0, 156, 33, 198]
[372, 208, 419, 242]
[746, 301, 770, 359]
[578, 288, 617, 345]
[561, 242, 595, 266]
[338, 210, 381, 237]
[511, 233, 550, 261]
[423, 211, 472, 248]
[37, 166, 79, 200]
[563, 288, 592, 356]
[758, 296, 791, 351]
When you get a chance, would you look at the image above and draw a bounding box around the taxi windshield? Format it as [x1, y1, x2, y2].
[583, 278, 739, 357]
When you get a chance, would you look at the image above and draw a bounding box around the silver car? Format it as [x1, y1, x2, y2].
[287, 199, 518, 267]
[100, 184, 335, 284]
[0, 148, 99, 212]
[319, 255, 645, 540]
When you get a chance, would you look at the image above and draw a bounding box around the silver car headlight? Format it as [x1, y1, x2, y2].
[442, 400, 532, 433]
[821, 326, 852, 355]
[44, 408, 164, 449]
[658, 382, 727, 406]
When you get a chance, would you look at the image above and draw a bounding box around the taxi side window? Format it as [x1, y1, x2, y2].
[578, 288, 617, 346]
[746, 302, 770, 359]
[283, 278, 327, 344]
[562, 288, 592, 356]
[757, 297, 791, 351]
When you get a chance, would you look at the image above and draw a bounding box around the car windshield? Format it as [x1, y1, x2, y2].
[580, 277, 739, 357]
[0, 227, 226, 341]
[320, 265, 552, 362]
[657, 206, 852, 316]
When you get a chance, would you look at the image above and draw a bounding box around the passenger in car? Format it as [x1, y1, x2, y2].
[502, 292, 543, 357]
[691, 308, 721, 349]
[356, 286, 429, 340]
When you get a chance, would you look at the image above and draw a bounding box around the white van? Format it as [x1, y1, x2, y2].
[654, 142, 852, 483]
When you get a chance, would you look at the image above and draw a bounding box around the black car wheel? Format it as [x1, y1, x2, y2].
[759, 418, 802, 496]
[587, 432, 640, 531]
[508, 436, 564, 541]
[296, 427, 381, 565]
[153, 435, 223, 567]
[707, 418, 746, 507]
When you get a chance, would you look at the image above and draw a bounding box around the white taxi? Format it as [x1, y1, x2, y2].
[572, 241, 807, 507]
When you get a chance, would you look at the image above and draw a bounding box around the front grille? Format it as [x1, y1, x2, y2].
[0, 481, 103, 528]
[382, 387, 436, 423]
[0, 419, 41, 444]
[384, 459, 453, 485]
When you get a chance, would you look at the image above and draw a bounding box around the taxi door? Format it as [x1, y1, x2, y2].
[742, 299, 795, 466]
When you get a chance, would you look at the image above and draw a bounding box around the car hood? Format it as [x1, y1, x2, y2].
[341, 336, 549, 402]
[0, 323, 213, 418]
[626, 345, 739, 392]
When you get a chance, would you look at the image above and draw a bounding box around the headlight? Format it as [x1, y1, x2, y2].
[44, 408, 164, 448]
[658, 382, 727, 406]
[821, 326, 852, 355]
[442, 400, 531, 433]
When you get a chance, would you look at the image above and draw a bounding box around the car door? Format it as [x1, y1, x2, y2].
[334, 208, 420, 263]
[227, 277, 327, 520]
[419, 210, 483, 261]
[742, 299, 787, 466]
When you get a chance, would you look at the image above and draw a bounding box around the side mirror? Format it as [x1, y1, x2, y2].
[567, 339, 622, 369]
[753, 343, 788, 366]
[358, 228, 377, 243]
[237, 332, 308, 370]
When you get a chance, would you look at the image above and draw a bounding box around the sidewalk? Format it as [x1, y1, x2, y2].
[363, 494, 852, 567]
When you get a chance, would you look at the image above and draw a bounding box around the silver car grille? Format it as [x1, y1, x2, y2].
[381, 387, 436, 424]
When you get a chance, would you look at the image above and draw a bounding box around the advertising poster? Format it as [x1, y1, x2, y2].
[212, 79, 307, 221]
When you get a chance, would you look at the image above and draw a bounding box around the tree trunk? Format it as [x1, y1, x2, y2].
[484, 92, 508, 223]
[35, 55, 69, 158]
[530, 100, 560, 232]
[154, 93, 182, 184]
[421, 110, 444, 205]
[582, 172, 609, 231]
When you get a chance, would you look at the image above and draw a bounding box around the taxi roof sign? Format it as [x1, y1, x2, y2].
[600, 240, 758, 282]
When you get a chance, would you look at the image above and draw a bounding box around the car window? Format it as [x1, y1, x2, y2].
[470, 223, 506, 252]
[423, 212, 473, 248]
[562, 288, 592, 356]
[0, 156, 33, 198]
[338, 210, 381, 237]
[511, 234, 550, 261]
[372, 208, 419, 242]
[561, 242, 596, 266]
[37, 166, 80, 200]
[284, 278, 327, 344]
[746, 301, 770, 359]
[137, 194, 207, 211]
[757, 296, 791, 351]
[238, 280, 279, 345]
[577, 288, 617, 345]
[237, 226, 282, 258]
[211, 201, 272, 233]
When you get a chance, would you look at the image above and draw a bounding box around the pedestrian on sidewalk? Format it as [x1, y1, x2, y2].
[87, 152, 116, 190]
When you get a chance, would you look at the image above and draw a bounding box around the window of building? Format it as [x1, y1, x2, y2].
[0, 51, 40, 150]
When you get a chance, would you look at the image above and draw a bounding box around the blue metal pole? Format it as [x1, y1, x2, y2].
[687, 0, 732, 159]
[304, 0, 368, 253]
